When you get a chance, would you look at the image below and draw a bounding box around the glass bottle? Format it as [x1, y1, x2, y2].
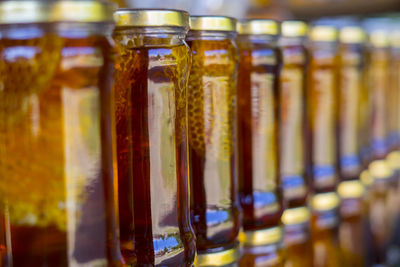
[0, 1, 123, 266]
[186, 16, 240, 266]
[310, 192, 342, 267]
[306, 25, 338, 194]
[236, 19, 283, 267]
[113, 9, 196, 266]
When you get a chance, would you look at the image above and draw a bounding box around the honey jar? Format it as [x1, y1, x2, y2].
[0, 1, 123, 266]
[113, 9, 196, 266]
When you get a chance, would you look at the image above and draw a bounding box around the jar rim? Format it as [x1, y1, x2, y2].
[0, 0, 115, 25]
[237, 19, 279, 36]
[114, 9, 189, 29]
[189, 15, 236, 32]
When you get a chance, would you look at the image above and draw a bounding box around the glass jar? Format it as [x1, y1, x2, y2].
[337, 26, 365, 181]
[236, 19, 282, 233]
[337, 180, 367, 267]
[235, 19, 283, 266]
[310, 193, 342, 267]
[112, 9, 195, 266]
[0, 1, 122, 266]
[239, 227, 285, 267]
[307, 25, 339, 194]
[186, 16, 240, 266]
[278, 20, 308, 209]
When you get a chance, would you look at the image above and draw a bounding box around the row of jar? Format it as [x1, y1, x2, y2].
[1, 1, 400, 266]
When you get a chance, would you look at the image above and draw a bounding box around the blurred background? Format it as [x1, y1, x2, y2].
[114, 0, 400, 25]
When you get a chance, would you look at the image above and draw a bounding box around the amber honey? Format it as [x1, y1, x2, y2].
[186, 16, 240, 266]
[113, 10, 195, 266]
[0, 1, 122, 266]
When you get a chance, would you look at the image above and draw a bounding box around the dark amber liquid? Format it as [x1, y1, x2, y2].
[306, 43, 338, 193]
[113, 33, 195, 265]
[284, 220, 313, 267]
[186, 35, 240, 253]
[239, 243, 284, 267]
[338, 198, 366, 267]
[279, 42, 308, 208]
[236, 37, 282, 231]
[0, 24, 121, 266]
[311, 210, 341, 267]
[337, 43, 364, 181]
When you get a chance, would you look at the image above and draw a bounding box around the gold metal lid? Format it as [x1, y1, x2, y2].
[337, 180, 365, 199]
[369, 30, 389, 48]
[114, 9, 189, 28]
[360, 169, 373, 187]
[311, 192, 340, 211]
[387, 151, 400, 170]
[368, 159, 393, 180]
[282, 207, 310, 225]
[340, 26, 366, 44]
[237, 19, 279, 35]
[196, 244, 240, 266]
[239, 226, 282, 246]
[281, 20, 308, 37]
[189, 16, 236, 32]
[309, 25, 338, 42]
[0, 0, 115, 24]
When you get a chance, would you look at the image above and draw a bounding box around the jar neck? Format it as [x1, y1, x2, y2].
[0, 22, 113, 39]
[186, 30, 236, 41]
[113, 26, 187, 48]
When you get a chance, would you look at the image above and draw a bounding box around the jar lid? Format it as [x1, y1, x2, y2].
[0, 0, 115, 24]
[282, 207, 310, 225]
[337, 180, 365, 199]
[196, 243, 240, 266]
[281, 20, 308, 37]
[239, 226, 282, 246]
[369, 159, 393, 179]
[369, 30, 389, 48]
[340, 26, 366, 44]
[309, 25, 338, 42]
[311, 192, 340, 211]
[114, 9, 189, 28]
[237, 19, 279, 35]
[189, 16, 236, 32]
